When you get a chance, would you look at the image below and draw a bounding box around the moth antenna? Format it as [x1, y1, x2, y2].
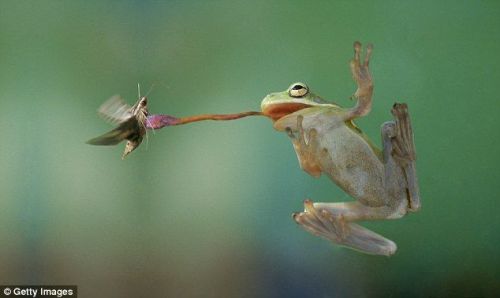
[144, 83, 156, 98]
[137, 83, 141, 99]
[155, 80, 170, 90]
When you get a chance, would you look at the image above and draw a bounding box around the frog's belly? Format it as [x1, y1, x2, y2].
[317, 127, 387, 206]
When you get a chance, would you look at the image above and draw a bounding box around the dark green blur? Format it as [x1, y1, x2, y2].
[0, 1, 499, 297]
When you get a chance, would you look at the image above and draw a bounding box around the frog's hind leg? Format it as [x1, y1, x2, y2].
[293, 200, 397, 256]
[387, 103, 421, 211]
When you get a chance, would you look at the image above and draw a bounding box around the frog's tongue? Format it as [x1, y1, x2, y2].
[146, 111, 263, 129]
[145, 102, 312, 130]
[261, 102, 312, 121]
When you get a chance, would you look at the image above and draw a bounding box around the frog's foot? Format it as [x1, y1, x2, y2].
[390, 103, 415, 165]
[348, 41, 373, 119]
[390, 103, 420, 211]
[287, 115, 324, 177]
[350, 41, 373, 90]
[293, 199, 397, 256]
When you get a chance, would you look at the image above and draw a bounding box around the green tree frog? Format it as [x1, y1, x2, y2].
[260, 42, 420, 256]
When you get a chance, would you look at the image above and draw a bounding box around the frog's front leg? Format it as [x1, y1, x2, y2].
[348, 41, 374, 120]
[286, 115, 325, 177]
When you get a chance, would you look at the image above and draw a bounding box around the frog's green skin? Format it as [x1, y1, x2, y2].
[260, 42, 420, 256]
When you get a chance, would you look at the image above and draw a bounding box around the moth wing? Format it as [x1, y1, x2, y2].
[86, 117, 138, 145]
[97, 95, 133, 125]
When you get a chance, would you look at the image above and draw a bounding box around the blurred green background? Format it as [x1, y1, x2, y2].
[1, 1, 499, 297]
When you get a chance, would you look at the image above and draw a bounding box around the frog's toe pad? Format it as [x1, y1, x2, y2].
[293, 200, 397, 256]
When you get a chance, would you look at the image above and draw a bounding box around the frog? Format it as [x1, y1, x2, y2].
[260, 41, 420, 256]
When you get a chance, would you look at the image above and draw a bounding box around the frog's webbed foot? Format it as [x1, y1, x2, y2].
[286, 115, 326, 177]
[390, 103, 415, 165]
[348, 41, 374, 119]
[293, 200, 397, 256]
[390, 103, 420, 211]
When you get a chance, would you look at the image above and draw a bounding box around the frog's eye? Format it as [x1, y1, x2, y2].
[288, 82, 309, 97]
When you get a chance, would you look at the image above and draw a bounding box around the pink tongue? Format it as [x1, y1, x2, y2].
[146, 114, 180, 129]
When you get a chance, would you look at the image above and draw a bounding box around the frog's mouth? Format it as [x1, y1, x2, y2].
[261, 102, 312, 121]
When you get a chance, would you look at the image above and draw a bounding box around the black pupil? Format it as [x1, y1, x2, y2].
[292, 85, 304, 91]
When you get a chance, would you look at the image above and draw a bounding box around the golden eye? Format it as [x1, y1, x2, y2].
[288, 82, 309, 97]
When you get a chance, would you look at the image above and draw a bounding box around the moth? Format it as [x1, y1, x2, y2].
[87, 91, 149, 159]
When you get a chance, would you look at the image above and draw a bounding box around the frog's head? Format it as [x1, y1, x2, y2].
[261, 82, 334, 121]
